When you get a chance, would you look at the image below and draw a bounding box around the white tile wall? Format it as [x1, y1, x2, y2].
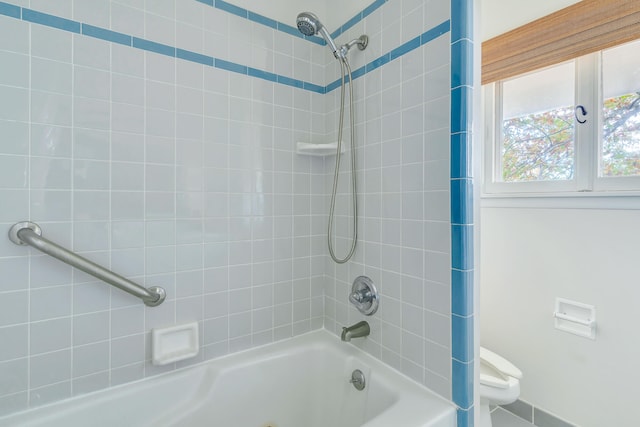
[0, 1, 325, 415]
[0, 0, 454, 417]
[322, 0, 454, 400]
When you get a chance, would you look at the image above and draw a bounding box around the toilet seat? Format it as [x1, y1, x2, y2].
[479, 346, 522, 388]
[479, 347, 523, 427]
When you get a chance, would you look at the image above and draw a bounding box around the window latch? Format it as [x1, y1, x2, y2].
[575, 105, 588, 124]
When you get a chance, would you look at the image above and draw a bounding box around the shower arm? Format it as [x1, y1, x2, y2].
[338, 35, 369, 58]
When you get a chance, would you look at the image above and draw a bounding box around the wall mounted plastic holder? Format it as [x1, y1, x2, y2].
[553, 298, 596, 339]
[152, 322, 199, 365]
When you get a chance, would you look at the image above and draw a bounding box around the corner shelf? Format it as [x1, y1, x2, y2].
[296, 142, 345, 157]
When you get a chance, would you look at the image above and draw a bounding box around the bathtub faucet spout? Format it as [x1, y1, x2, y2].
[341, 321, 370, 342]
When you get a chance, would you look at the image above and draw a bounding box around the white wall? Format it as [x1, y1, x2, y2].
[480, 206, 640, 426]
[476, 1, 635, 425]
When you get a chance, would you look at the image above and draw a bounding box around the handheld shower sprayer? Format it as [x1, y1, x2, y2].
[296, 12, 368, 59]
[296, 12, 341, 58]
[295, 11, 369, 264]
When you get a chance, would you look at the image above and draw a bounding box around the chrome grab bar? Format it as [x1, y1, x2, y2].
[8, 221, 166, 307]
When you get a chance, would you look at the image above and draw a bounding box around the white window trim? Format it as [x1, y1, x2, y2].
[482, 50, 640, 205]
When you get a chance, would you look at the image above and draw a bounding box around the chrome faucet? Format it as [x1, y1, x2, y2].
[341, 321, 370, 342]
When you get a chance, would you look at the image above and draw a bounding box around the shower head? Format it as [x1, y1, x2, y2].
[296, 12, 341, 58]
[296, 12, 320, 37]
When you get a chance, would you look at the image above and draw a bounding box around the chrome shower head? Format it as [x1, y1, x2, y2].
[296, 12, 341, 58]
[296, 12, 319, 37]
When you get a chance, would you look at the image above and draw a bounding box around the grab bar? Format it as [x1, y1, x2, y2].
[8, 221, 166, 307]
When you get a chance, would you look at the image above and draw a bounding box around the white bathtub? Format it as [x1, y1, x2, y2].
[0, 330, 456, 427]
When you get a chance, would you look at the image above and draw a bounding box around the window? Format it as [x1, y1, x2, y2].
[484, 38, 640, 195]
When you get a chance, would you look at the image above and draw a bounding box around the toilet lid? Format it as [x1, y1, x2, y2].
[480, 347, 522, 379]
[480, 362, 510, 389]
[479, 346, 522, 389]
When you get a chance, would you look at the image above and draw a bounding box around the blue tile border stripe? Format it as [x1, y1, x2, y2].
[0, 2, 449, 95]
[22, 8, 80, 33]
[390, 35, 421, 60]
[132, 37, 175, 57]
[191, 0, 388, 44]
[216, 0, 247, 19]
[177, 48, 214, 66]
[194, 0, 382, 45]
[451, 132, 473, 179]
[215, 58, 247, 74]
[0, 1, 20, 18]
[82, 24, 131, 46]
[326, 20, 450, 93]
[453, 359, 474, 409]
[248, 11, 277, 29]
[452, 314, 473, 363]
[452, 269, 473, 317]
[451, 178, 474, 225]
[457, 407, 474, 427]
[450, 0, 475, 424]
[331, 0, 388, 39]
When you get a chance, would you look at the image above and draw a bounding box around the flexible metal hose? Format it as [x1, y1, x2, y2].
[327, 57, 358, 264]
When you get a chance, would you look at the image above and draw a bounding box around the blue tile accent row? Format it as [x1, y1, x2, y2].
[423, 20, 451, 44]
[326, 20, 450, 93]
[331, 0, 388, 39]
[303, 82, 325, 94]
[457, 407, 475, 427]
[132, 37, 176, 57]
[451, 86, 472, 134]
[451, 39, 473, 88]
[248, 11, 277, 29]
[247, 67, 278, 83]
[367, 54, 390, 72]
[0, 1, 449, 96]
[22, 8, 80, 33]
[277, 75, 303, 89]
[451, 224, 473, 271]
[453, 359, 474, 409]
[0, 1, 20, 18]
[215, 0, 247, 19]
[215, 58, 247, 74]
[451, 179, 474, 225]
[450, 0, 474, 422]
[82, 24, 131, 46]
[451, 132, 472, 179]
[177, 48, 214, 66]
[190, 0, 388, 46]
[452, 269, 473, 317]
[451, 0, 473, 42]
[390, 35, 421, 60]
[361, 0, 387, 20]
[452, 314, 473, 363]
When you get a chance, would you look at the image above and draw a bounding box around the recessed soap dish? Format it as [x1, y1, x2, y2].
[152, 322, 199, 365]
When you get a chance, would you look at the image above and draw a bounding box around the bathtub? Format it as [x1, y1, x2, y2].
[0, 330, 456, 427]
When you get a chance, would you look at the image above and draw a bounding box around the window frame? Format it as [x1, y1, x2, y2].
[483, 48, 640, 198]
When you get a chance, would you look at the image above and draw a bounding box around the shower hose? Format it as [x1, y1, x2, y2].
[327, 56, 358, 264]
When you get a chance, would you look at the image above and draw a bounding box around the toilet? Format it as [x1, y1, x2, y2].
[479, 346, 523, 427]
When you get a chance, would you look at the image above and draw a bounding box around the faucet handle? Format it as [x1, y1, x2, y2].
[348, 276, 379, 315]
[349, 289, 369, 308]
